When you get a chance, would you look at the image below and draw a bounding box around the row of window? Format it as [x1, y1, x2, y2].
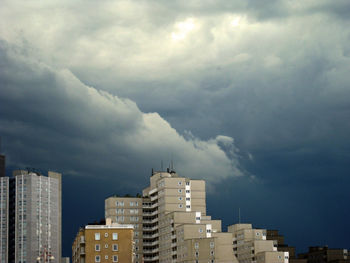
[95, 233, 118, 240]
[194, 242, 215, 249]
[178, 204, 191, 209]
[115, 201, 139, 207]
[95, 243, 118, 251]
[95, 255, 118, 262]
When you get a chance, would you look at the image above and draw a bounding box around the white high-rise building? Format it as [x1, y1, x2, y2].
[4, 170, 62, 263]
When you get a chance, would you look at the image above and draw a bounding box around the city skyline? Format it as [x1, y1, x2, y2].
[1, 0, 350, 260]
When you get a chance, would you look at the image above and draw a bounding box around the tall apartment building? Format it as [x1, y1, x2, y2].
[72, 218, 134, 263]
[0, 176, 9, 262]
[228, 223, 289, 263]
[106, 169, 238, 263]
[0, 169, 62, 263]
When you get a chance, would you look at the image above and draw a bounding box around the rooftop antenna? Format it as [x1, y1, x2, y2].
[239, 208, 241, 223]
[171, 153, 174, 171]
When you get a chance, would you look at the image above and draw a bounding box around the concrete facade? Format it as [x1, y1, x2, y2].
[228, 223, 289, 263]
[105, 170, 238, 263]
[8, 170, 62, 263]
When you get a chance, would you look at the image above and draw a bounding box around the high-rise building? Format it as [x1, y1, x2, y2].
[72, 218, 134, 263]
[105, 169, 239, 263]
[105, 169, 294, 263]
[2, 169, 62, 263]
[0, 176, 9, 262]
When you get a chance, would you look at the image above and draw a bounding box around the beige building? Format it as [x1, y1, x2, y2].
[105, 169, 238, 263]
[228, 223, 289, 263]
[72, 219, 134, 263]
[105, 169, 289, 263]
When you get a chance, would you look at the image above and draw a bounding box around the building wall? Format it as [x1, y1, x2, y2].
[72, 224, 134, 263]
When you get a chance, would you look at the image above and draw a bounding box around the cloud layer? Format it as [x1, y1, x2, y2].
[0, 41, 243, 185]
[1, 0, 350, 256]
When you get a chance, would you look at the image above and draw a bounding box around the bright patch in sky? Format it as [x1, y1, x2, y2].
[231, 16, 242, 27]
[171, 18, 196, 41]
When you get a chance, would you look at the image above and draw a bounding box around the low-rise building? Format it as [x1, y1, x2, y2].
[298, 246, 349, 263]
[72, 218, 134, 263]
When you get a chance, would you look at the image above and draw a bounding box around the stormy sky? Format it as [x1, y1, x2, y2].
[1, 0, 350, 257]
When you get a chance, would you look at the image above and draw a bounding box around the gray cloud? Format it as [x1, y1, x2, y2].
[0, 40, 244, 185]
[1, 0, 350, 255]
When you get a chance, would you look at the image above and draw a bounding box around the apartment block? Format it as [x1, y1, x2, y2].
[72, 219, 134, 263]
[105, 196, 143, 261]
[105, 169, 239, 263]
[8, 170, 62, 263]
[228, 223, 289, 263]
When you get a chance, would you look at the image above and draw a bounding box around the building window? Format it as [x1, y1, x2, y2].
[105, 233, 108, 237]
[195, 243, 199, 249]
[195, 252, 199, 257]
[179, 204, 183, 208]
[199, 228, 203, 233]
[186, 198, 190, 201]
[105, 255, 109, 260]
[186, 190, 190, 193]
[95, 255, 101, 262]
[113, 244, 118, 251]
[178, 181, 182, 185]
[95, 233, 100, 240]
[186, 182, 190, 185]
[179, 197, 182, 201]
[105, 244, 108, 248]
[186, 205, 191, 209]
[178, 189, 182, 193]
[210, 250, 214, 256]
[95, 244, 100, 251]
[113, 233, 118, 240]
[113, 255, 118, 262]
[210, 242, 214, 248]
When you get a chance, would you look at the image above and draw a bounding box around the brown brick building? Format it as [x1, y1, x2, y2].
[72, 219, 134, 263]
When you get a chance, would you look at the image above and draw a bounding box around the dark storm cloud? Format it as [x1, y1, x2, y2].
[0, 40, 243, 185]
[1, 0, 350, 256]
